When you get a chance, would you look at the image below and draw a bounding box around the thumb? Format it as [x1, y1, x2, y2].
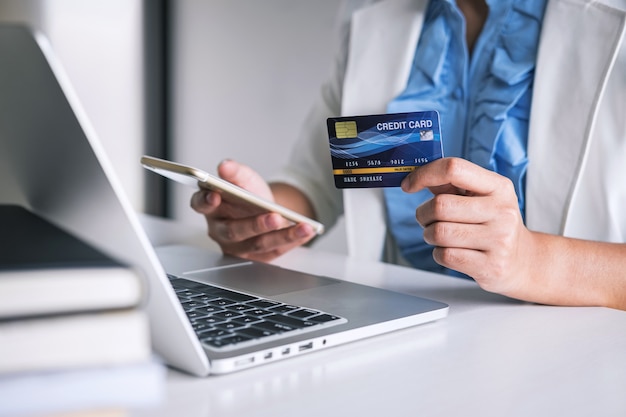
[217, 159, 274, 201]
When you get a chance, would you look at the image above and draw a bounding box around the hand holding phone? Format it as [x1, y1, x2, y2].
[141, 156, 324, 235]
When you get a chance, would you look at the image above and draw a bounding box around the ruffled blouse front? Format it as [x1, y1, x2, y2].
[384, 0, 547, 272]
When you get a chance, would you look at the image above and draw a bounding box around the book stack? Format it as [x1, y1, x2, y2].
[0, 205, 164, 417]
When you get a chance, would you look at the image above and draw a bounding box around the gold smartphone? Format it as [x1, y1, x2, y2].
[141, 156, 324, 235]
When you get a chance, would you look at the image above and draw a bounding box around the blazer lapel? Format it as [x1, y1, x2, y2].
[341, 0, 427, 260]
[526, 0, 625, 234]
[342, 0, 427, 115]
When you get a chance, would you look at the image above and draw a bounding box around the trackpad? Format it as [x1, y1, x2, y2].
[183, 262, 340, 297]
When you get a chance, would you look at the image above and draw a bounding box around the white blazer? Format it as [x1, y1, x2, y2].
[278, 0, 626, 262]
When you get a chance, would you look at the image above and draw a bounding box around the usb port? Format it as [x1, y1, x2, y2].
[298, 342, 313, 352]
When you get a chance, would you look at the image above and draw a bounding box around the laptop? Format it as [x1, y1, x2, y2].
[0, 24, 449, 377]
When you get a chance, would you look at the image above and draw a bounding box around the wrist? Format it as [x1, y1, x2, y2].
[512, 232, 614, 308]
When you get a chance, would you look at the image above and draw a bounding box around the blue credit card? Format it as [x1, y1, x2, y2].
[327, 111, 443, 188]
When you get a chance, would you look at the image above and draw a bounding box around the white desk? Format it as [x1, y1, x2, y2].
[136, 216, 626, 417]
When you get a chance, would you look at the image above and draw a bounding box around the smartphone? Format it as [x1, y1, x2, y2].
[140, 155, 324, 235]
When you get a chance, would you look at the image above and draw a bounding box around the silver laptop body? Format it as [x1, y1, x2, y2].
[0, 25, 448, 377]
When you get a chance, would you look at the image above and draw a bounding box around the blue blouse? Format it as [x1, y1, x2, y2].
[383, 0, 547, 273]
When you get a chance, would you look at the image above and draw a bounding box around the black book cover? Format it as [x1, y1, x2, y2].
[0, 204, 122, 270]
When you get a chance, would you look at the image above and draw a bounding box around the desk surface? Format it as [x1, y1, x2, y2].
[135, 215, 626, 417]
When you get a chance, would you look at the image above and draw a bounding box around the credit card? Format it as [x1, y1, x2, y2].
[327, 111, 443, 188]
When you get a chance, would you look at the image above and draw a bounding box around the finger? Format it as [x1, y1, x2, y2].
[415, 194, 495, 227]
[192, 187, 264, 219]
[431, 246, 512, 292]
[210, 212, 288, 244]
[218, 159, 273, 199]
[422, 221, 493, 251]
[431, 246, 487, 279]
[221, 223, 316, 262]
[190, 189, 221, 214]
[402, 157, 506, 196]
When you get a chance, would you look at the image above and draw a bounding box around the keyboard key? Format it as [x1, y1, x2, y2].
[288, 309, 319, 319]
[213, 311, 243, 321]
[202, 339, 227, 348]
[191, 322, 211, 332]
[194, 316, 227, 326]
[214, 321, 246, 331]
[227, 303, 255, 312]
[180, 300, 203, 310]
[246, 308, 273, 317]
[192, 294, 219, 303]
[254, 320, 298, 333]
[215, 334, 251, 346]
[232, 316, 262, 325]
[193, 305, 224, 315]
[209, 298, 237, 307]
[185, 310, 211, 320]
[308, 314, 342, 323]
[210, 288, 258, 302]
[247, 300, 281, 309]
[198, 328, 230, 339]
[264, 314, 308, 328]
[176, 289, 199, 298]
[268, 304, 300, 314]
[170, 278, 208, 290]
[176, 293, 191, 302]
[238, 326, 276, 339]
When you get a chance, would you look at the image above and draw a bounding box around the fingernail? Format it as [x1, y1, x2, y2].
[218, 158, 231, 167]
[264, 213, 280, 229]
[205, 192, 217, 206]
[400, 177, 409, 191]
[296, 223, 313, 238]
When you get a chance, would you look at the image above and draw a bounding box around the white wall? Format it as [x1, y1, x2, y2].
[0, 0, 147, 211]
[169, 0, 347, 252]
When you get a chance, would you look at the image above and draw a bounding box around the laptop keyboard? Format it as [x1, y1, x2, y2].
[168, 275, 345, 350]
